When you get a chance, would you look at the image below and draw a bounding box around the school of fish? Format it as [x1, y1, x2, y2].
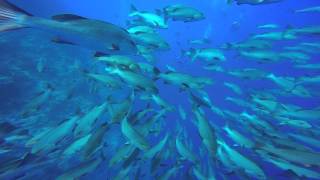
[0, 0, 319, 179]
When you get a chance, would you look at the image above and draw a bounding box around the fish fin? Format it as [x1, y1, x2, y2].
[94, 52, 109, 57]
[189, 48, 197, 61]
[130, 4, 138, 14]
[51, 37, 76, 45]
[182, 83, 190, 89]
[180, 49, 186, 57]
[0, 5, 29, 32]
[163, 9, 169, 22]
[226, 0, 234, 5]
[51, 14, 87, 22]
[153, 67, 161, 76]
[107, 104, 115, 118]
[109, 43, 120, 51]
[224, 43, 233, 50]
[179, 87, 187, 92]
[203, 38, 210, 44]
[0, 0, 33, 16]
[125, 141, 130, 145]
[155, 9, 162, 15]
[140, 94, 151, 100]
[278, 169, 299, 178]
[164, 70, 174, 74]
[106, 95, 116, 104]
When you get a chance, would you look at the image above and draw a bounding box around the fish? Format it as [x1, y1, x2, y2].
[157, 164, 181, 180]
[20, 85, 54, 117]
[294, 63, 320, 70]
[129, 5, 168, 29]
[228, 68, 267, 80]
[278, 119, 312, 129]
[130, 32, 170, 50]
[113, 165, 132, 180]
[276, 106, 320, 121]
[192, 165, 209, 180]
[105, 66, 158, 93]
[284, 43, 319, 54]
[82, 123, 109, 159]
[56, 158, 102, 180]
[257, 24, 279, 29]
[175, 135, 198, 163]
[193, 107, 217, 158]
[84, 72, 122, 89]
[239, 50, 281, 62]
[223, 82, 243, 95]
[0, 0, 137, 55]
[158, 71, 213, 90]
[178, 105, 187, 120]
[222, 39, 272, 50]
[289, 133, 320, 149]
[252, 31, 297, 40]
[36, 58, 45, 73]
[0, 75, 13, 84]
[144, 133, 169, 159]
[257, 143, 320, 166]
[280, 51, 310, 63]
[140, 94, 175, 111]
[108, 144, 135, 167]
[223, 125, 254, 148]
[182, 48, 225, 62]
[218, 140, 266, 179]
[63, 134, 92, 156]
[95, 54, 137, 68]
[163, 4, 204, 22]
[266, 73, 297, 91]
[290, 26, 320, 36]
[228, 0, 283, 5]
[31, 115, 78, 154]
[121, 117, 150, 151]
[189, 38, 210, 45]
[295, 6, 320, 13]
[73, 102, 108, 137]
[127, 25, 156, 34]
[259, 153, 320, 179]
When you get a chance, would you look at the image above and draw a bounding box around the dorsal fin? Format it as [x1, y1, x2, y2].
[52, 14, 87, 22]
[0, 0, 33, 16]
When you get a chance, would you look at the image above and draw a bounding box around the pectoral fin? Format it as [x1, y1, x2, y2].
[51, 37, 76, 45]
[52, 14, 87, 22]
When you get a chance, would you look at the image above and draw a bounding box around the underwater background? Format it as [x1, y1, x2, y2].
[0, 0, 320, 179]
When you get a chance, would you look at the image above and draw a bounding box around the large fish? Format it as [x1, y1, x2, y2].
[0, 0, 137, 55]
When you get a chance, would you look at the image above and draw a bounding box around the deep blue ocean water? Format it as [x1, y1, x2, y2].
[0, 0, 320, 179]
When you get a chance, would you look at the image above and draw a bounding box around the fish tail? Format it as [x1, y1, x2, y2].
[129, 4, 138, 16]
[226, 0, 234, 4]
[0, 6, 29, 32]
[130, 4, 138, 13]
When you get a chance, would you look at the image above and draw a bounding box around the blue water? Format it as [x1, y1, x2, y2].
[0, 0, 320, 179]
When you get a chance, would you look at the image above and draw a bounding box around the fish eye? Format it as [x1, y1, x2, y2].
[129, 40, 136, 46]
